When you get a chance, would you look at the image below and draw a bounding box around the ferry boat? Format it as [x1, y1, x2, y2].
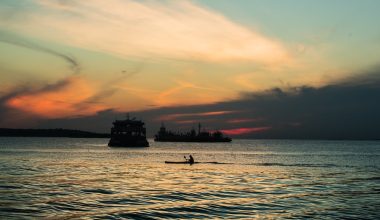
[154, 123, 232, 142]
[108, 115, 149, 147]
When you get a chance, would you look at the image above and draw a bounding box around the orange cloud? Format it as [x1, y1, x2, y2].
[157, 111, 236, 121]
[154, 80, 225, 107]
[174, 118, 217, 124]
[227, 118, 262, 124]
[221, 127, 271, 135]
[6, 76, 106, 118]
[174, 120, 197, 124]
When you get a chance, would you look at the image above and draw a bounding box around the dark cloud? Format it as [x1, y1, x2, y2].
[1, 68, 380, 140]
[0, 30, 80, 74]
[1, 76, 74, 100]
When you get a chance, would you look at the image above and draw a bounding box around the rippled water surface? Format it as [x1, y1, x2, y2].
[0, 138, 379, 219]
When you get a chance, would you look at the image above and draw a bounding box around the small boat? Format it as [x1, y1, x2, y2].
[165, 161, 226, 164]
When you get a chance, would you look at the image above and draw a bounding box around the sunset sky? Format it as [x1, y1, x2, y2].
[1, 0, 380, 138]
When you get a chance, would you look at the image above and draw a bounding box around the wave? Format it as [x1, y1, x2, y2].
[165, 161, 361, 168]
[249, 162, 343, 168]
[81, 189, 115, 195]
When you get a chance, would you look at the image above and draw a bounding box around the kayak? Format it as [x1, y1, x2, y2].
[165, 161, 227, 164]
[165, 161, 198, 164]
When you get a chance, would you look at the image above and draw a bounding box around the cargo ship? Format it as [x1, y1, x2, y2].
[154, 123, 232, 142]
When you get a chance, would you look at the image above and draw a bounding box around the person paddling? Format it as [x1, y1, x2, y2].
[184, 155, 195, 165]
[188, 154, 194, 165]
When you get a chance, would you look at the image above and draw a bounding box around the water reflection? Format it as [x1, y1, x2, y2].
[0, 138, 379, 219]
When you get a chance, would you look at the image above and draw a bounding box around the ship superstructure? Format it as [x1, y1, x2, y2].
[108, 115, 149, 147]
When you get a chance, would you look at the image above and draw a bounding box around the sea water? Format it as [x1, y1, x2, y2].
[0, 138, 379, 219]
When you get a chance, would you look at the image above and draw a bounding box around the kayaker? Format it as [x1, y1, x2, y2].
[189, 155, 194, 164]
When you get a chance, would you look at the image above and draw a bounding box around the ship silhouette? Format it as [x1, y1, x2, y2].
[154, 123, 232, 142]
[108, 114, 149, 147]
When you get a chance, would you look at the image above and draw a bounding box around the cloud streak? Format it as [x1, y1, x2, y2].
[156, 111, 236, 121]
[0, 30, 80, 74]
[221, 127, 271, 135]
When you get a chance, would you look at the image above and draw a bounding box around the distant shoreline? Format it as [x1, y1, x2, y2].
[1, 128, 379, 141]
[0, 128, 110, 138]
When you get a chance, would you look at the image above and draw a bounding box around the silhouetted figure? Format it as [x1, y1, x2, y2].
[189, 155, 194, 165]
